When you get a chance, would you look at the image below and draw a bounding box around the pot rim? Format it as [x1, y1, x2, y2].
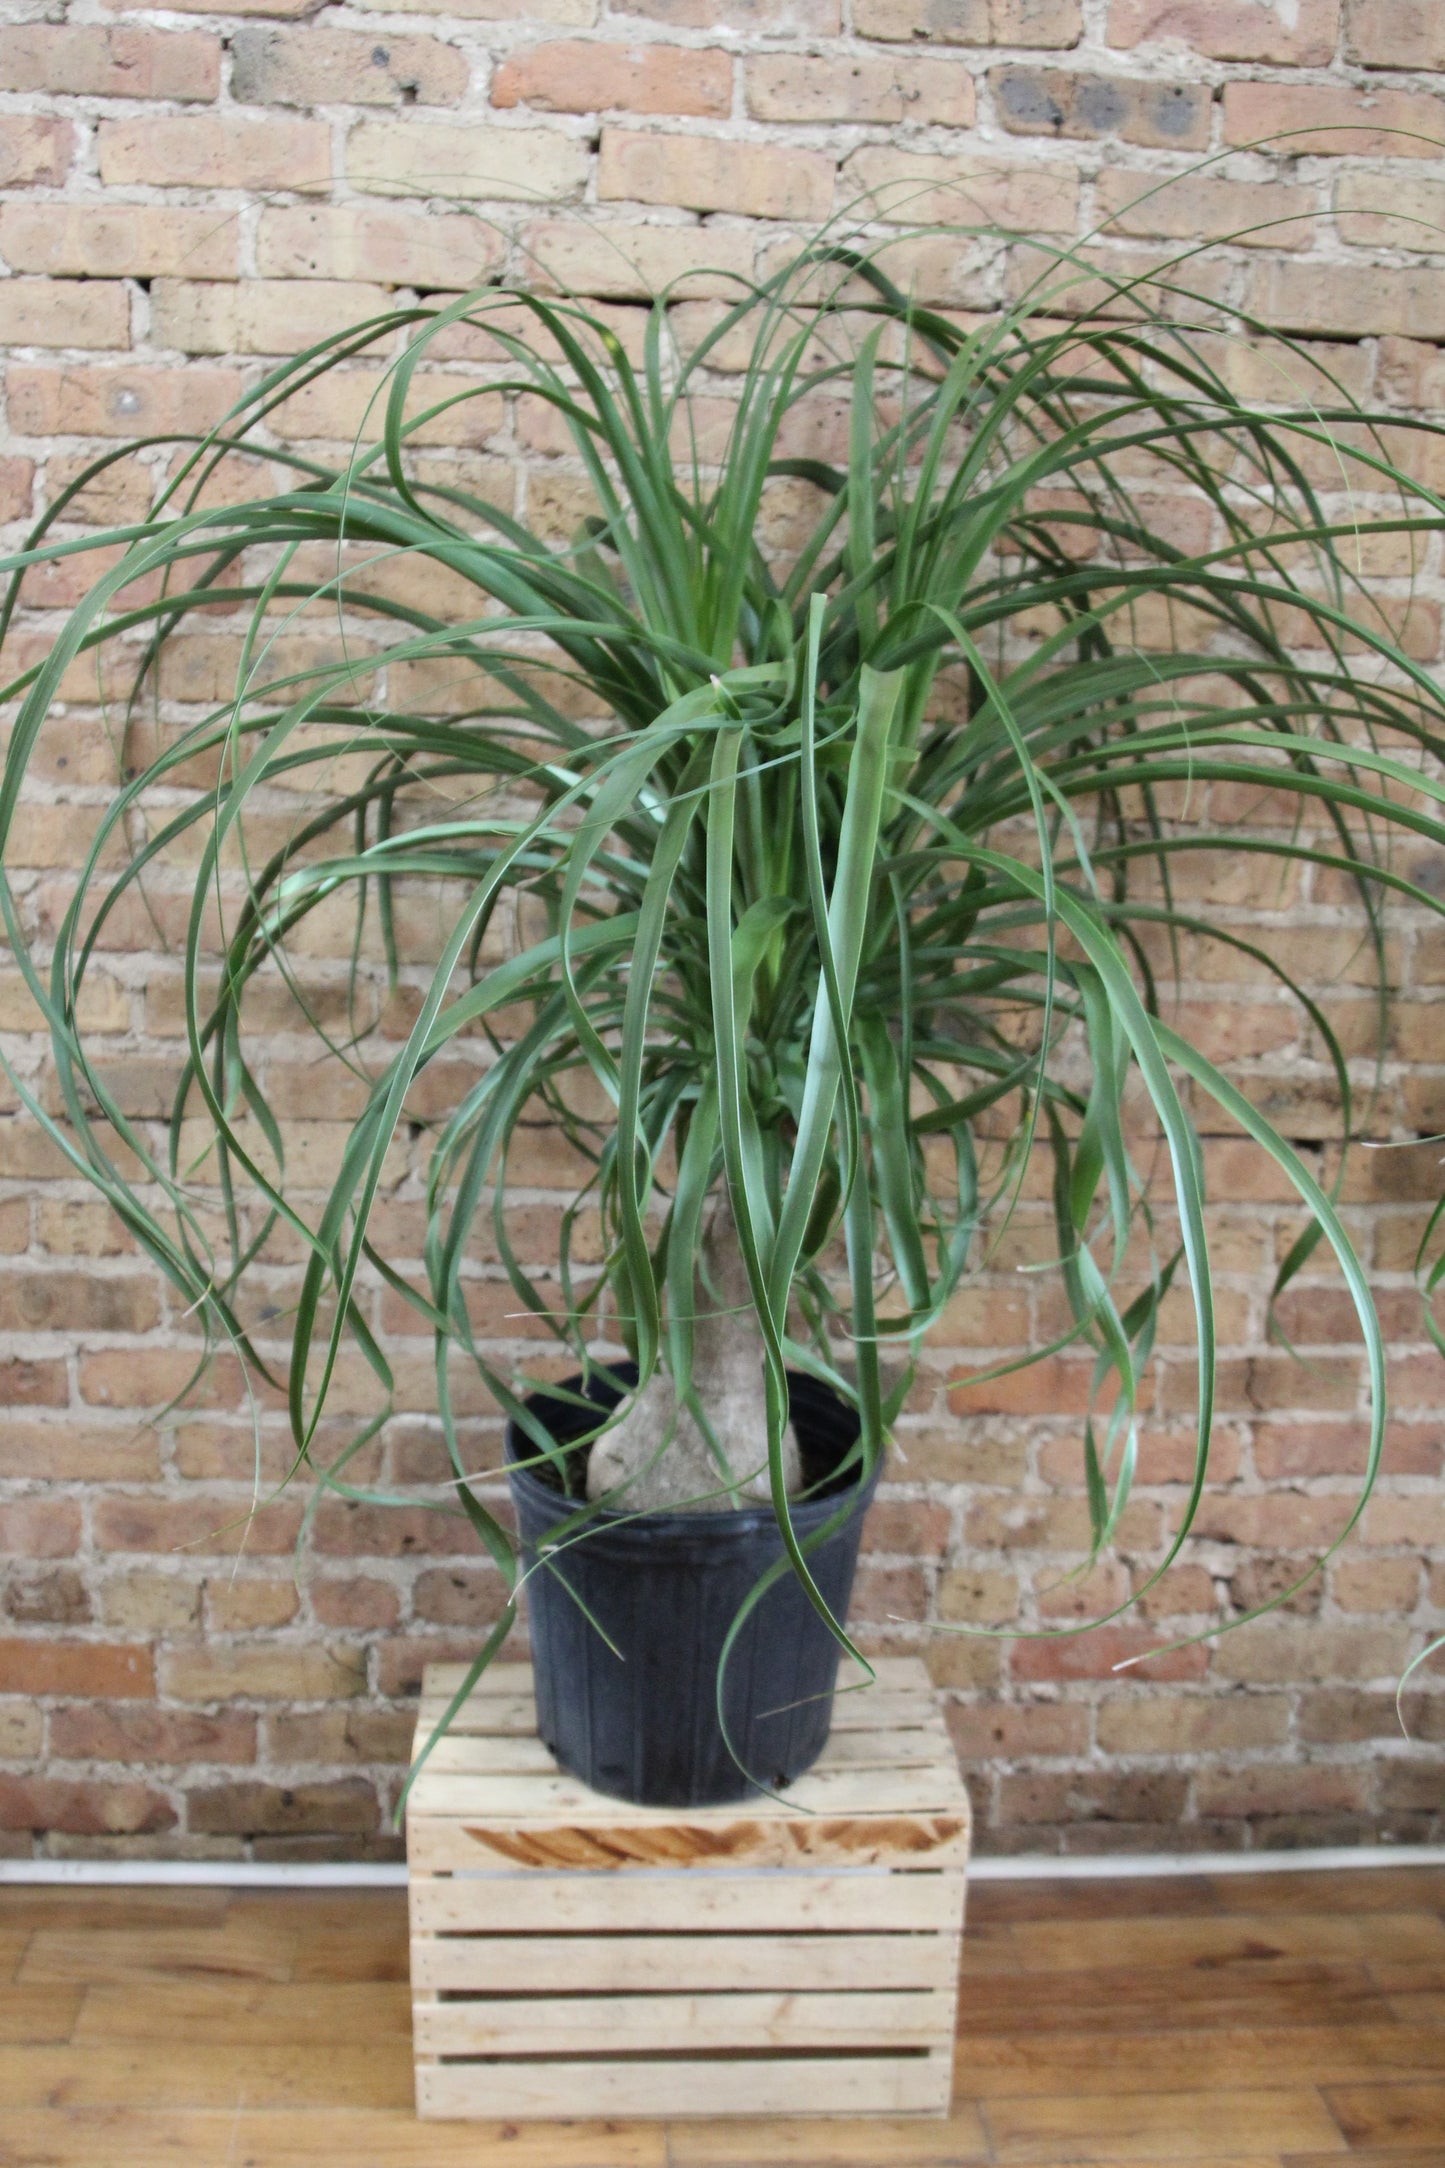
[503, 1367, 877, 1538]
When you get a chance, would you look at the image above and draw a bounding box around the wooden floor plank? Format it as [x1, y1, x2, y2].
[966, 1875, 1223, 1925]
[18, 1917, 299, 1987]
[665, 2106, 991, 2163]
[71, 1977, 413, 2048]
[983, 2086, 1347, 2161]
[956, 2023, 1445, 2097]
[0, 2037, 417, 2111]
[954, 1957, 1396, 2036]
[1321, 2079, 1445, 2150]
[0, 1888, 229, 1931]
[0, 1982, 82, 2046]
[1008, 1911, 1445, 1975]
[0, 2107, 665, 2166]
[1209, 1867, 1445, 1917]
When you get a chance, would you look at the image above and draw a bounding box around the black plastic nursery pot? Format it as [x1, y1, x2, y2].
[504, 1367, 880, 1808]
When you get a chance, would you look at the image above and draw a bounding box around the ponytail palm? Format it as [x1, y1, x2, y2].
[3, 238, 1442, 1686]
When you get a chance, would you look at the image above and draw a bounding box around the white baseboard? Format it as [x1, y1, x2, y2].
[1, 1844, 1443, 1888]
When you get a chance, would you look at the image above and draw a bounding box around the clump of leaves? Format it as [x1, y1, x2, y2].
[3, 237, 1443, 1699]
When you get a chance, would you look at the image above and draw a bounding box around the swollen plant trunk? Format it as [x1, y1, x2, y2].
[585, 1190, 802, 1512]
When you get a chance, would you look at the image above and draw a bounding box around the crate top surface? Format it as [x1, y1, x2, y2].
[407, 1655, 969, 1837]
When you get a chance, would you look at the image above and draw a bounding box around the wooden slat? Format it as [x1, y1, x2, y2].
[410, 1764, 966, 1823]
[415, 1686, 944, 1743]
[416, 1723, 951, 1779]
[412, 1929, 961, 1994]
[419, 1656, 928, 1700]
[416, 2053, 952, 2120]
[410, 1868, 963, 1936]
[414, 1987, 947, 2055]
[407, 1812, 970, 1875]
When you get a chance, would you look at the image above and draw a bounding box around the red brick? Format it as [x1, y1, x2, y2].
[0, 1360, 67, 1408]
[1012, 1625, 1208, 1682]
[7, 365, 245, 443]
[495, 41, 731, 116]
[0, 116, 72, 186]
[50, 1705, 256, 1764]
[0, 1500, 80, 1560]
[0, 25, 219, 99]
[0, 1777, 174, 1836]
[0, 1640, 153, 1698]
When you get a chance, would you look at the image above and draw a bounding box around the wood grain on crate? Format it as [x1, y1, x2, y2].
[406, 1655, 970, 2122]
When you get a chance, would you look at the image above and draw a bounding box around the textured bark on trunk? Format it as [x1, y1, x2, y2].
[585, 1189, 802, 1511]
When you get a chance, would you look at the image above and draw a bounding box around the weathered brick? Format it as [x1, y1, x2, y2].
[266, 1706, 414, 1763]
[0, 1701, 42, 1759]
[232, 28, 467, 108]
[1248, 258, 1445, 341]
[1099, 172, 1318, 248]
[992, 66, 1208, 148]
[0, 25, 218, 99]
[1224, 81, 1445, 157]
[98, 115, 331, 190]
[267, 368, 503, 447]
[162, 1644, 366, 1702]
[1345, 0, 1445, 69]
[255, 205, 502, 287]
[0, 204, 240, 281]
[0, 116, 72, 186]
[7, 364, 244, 442]
[152, 279, 393, 357]
[748, 52, 975, 125]
[0, 1640, 153, 1698]
[186, 1777, 378, 1835]
[0, 1270, 159, 1335]
[1109, 0, 1341, 64]
[1097, 1694, 1291, 1754]
[599, 128, 834, 222]
[1335, 174, 1445, 253]
[411, 1566, 514, 1626]
[1214, 1620, 1412, 1684]
[347, 120, 587, 202]
[525, 218, 755, 298]
[844, 146, 1078, 233]
[857, 0, 1081, 44]
[3, 280, 132, 351]
[346, 0, 595, 18]
[613, 0, 837, 25]
[496, 41, 732, 116]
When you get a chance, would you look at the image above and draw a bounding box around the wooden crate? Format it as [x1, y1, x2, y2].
[406, 1654, 970, 2121]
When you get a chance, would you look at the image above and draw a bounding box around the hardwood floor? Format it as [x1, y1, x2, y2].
[2, 1869, 1444, 2164]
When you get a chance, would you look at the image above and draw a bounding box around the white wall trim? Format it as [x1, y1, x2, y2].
[2, 1844, 1443, 1889]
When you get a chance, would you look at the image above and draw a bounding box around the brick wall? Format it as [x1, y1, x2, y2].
[1, 0, 1443, 1859]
